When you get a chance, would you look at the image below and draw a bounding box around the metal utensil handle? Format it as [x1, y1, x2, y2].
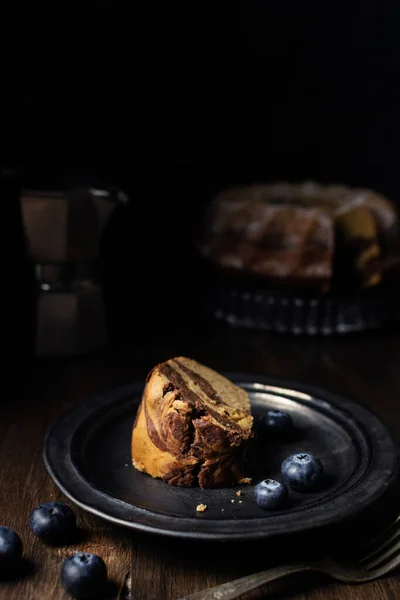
[179, 563, 316, 600]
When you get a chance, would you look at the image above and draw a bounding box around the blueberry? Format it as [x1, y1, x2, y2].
[61, 553, 108, 599]
[29, 502, 76, 544]
[0, 526, 23, 567]
[281, 452, 324, 491]
[262, 410, 293, 434]
[254, 479, 288, 510]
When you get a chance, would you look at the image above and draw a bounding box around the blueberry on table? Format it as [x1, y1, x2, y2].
[29, 502, 76, 544]
[254, 479, 288, 510]
[0, 526, 23, 567]
[281, 452, 324, 491]
[61, 553, 108, 599]
[262, 410, 293, 434]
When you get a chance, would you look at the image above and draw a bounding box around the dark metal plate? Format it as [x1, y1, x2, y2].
[44, 375, 400, 541]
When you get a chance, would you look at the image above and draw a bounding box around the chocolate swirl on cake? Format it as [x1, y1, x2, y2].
[131, 357, 253, 488]
[198, 182, 400, 291]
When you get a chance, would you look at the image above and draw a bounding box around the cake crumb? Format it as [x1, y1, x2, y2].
[239, 477, 252, 484]
[236, 490, 242, 497]
[196, 504, 207, 512]
[231, 499, 235, 503]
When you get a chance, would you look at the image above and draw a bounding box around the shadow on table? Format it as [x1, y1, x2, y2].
[0, 558, 36, 582]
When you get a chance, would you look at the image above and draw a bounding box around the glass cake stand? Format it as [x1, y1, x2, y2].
[198, 266, 400, 336]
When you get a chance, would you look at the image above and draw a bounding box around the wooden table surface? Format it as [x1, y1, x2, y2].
[2, 323, 400, 599]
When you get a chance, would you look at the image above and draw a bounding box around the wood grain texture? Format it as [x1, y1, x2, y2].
[2, 324, 400, 598]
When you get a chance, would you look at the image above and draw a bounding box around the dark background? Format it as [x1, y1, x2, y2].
[2, 4, 400, 195]
[3, 4, 400, 360]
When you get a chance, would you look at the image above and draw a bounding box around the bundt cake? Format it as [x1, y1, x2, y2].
[131, 357, 253, 488]
[198, 182, 399, 291]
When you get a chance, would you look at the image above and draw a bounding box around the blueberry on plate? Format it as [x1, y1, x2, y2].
[254, 479, 288, 510]
[29, 502, 76, 544]
[61, 552, 108, 599]
[0, 526, 23, 567]
[262, 410, 293, 435]
[281, 452, 324, 491]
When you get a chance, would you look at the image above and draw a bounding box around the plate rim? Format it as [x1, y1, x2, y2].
[43, 375, 400, 541]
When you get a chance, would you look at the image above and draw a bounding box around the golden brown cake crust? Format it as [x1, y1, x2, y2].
[131, 357, 253, 488]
